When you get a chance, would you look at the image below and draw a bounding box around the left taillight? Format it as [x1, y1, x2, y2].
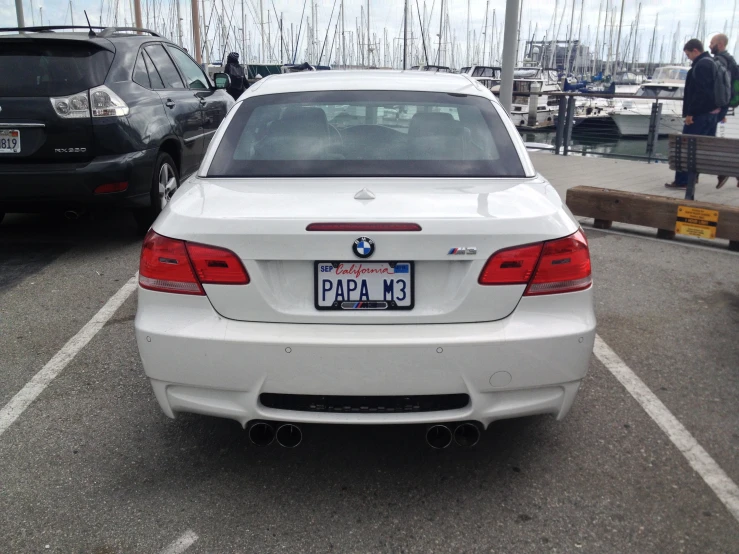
[139, 230, 249, 295]
[478, 229, 592, 296]
[525, 229, 591, 296]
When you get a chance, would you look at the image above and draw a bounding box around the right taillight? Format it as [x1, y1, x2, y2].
[479, 229, 592, 296]
[139, 230, 249, 295]
[526, 229, 592, 296]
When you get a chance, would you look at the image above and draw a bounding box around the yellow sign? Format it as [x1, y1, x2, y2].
[675, 206, 719, 239]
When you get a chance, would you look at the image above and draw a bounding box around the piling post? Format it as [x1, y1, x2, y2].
[646, 101, 663, 162]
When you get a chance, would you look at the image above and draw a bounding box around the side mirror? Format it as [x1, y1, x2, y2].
[213, 73, 231, 89]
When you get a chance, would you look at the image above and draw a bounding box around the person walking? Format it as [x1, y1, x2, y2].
[224, 52, 248, 101]
[665, 39, 719, 199]
[709, 33, 739, 188]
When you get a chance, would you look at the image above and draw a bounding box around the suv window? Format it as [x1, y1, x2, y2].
[0, 41, 113, 97]
[133, 52, 150, 88]
[207, 90, 525, 178]
[167, 47, 209, 90]
[144, 45, 184, 89]
[142, 51, 165, 89]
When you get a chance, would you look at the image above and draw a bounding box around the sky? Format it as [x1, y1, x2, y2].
[2, 0, 737, 67]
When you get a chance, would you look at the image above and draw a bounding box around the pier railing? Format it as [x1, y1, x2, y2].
[508, 91, 695, 163]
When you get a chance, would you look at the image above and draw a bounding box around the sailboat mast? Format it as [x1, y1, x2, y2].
[367, 0, 370, 66]
[647, 13, 657, 74]
[466, 0, 470, 66]
[341, 0, 345, 69]
[613, 0, 626, 74]
[482, 0, 489, 65]
[437, 0, 444, 66]
[631, 2, 641, 70]
[593, 0, 603, 75]
[576, 0, 585, 74]
[490, 9, 497, 65]
[259, 0, 267, 62]
[600, 0, 609, 73]
[565, 0, 577, 73]
[403, 0, 408, 69]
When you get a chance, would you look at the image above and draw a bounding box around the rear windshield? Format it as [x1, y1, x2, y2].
[0, 41, 113, 97]
[207, 91, 525, 177]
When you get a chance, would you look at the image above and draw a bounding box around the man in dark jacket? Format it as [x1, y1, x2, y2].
[709, 33, 738, 188]
[666, 39, 718, 197]
[224, 52, 247, 101]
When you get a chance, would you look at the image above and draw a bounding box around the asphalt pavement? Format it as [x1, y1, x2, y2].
[1, 210, 738, 553]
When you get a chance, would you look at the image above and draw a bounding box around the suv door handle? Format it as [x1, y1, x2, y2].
[165, 99, 175, 108]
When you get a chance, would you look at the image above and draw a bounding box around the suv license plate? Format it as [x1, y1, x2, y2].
[315, 262, 414, 310]
[0, 129, 20, 153]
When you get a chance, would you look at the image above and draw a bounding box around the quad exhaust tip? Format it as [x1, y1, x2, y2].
[64, 209, 83, 221]
[453, 423, 481, 447]
[426, 424, 453, 449]
[248, 421, 275, 447]
[276, 424, 302, 448]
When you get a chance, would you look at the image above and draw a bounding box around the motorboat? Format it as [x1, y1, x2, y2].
[610, 65, 687, 137]
[487, 67, 562, 129]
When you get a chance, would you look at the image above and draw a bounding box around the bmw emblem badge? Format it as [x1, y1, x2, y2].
[353, 237, 374, 259]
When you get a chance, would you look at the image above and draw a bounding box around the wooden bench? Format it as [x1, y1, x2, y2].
[668, 134, 739, 199]
[566, 186, 739, 251]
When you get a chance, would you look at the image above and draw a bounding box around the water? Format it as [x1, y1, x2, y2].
[519, 111, 738, 161]
[519, 117, 670, 161]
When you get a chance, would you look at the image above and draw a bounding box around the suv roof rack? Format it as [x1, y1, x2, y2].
[98, 27, 162, 38]
[0, 25, 162, 39]
[0, 25, 104, 33]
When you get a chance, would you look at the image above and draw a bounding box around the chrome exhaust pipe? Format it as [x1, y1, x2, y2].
[426, 424, 453, 449]
[453, 423, 481, 447]
[276, 424, 302, 448]
[248, 421, 275, 447]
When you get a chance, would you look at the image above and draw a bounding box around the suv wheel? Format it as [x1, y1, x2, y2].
[134, 152, 179, 234]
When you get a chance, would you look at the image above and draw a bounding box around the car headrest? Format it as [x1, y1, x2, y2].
[277, 106, 330, 136]
[408, 112, 460, 137]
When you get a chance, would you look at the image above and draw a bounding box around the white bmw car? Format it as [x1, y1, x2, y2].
[135, 70, 595, 449]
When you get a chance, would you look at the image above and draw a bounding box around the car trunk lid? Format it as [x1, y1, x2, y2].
[153, 177, 578, 324]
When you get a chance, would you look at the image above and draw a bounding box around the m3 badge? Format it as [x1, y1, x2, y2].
[447, 247, 477, 255]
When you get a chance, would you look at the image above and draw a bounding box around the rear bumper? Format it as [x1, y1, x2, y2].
[0, 149, 158, 210]
[135, 287, 596, 428]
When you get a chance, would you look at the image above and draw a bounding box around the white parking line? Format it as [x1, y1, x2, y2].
[594, 335, 739, 523]
[159, 530, 199, 554]
[0, 275, 138, 438]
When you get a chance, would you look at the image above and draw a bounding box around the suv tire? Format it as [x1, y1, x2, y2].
[134, 152, 179, 234]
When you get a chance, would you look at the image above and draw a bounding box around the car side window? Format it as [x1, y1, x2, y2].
[167, 47, 209, 90]
[133, 52, 150, 88]
[142, 51, 165, 89]
[144, 45, 185, 90]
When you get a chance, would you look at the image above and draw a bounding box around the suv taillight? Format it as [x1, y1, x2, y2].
[139, 231, 249, 295]
[89, 85, 129, 117]
[479, 229, 592, 296]
[51, 86, 129, 119]
[51, 92, 90, 119]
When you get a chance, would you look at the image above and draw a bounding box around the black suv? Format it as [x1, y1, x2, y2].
[0, 26, 234, 229]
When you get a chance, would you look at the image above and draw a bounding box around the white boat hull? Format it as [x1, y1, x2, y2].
[508, 105, 557, 129]
[611, 110, 685, 137]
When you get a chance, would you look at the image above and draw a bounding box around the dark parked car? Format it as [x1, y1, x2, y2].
[0, 26, 234, 230]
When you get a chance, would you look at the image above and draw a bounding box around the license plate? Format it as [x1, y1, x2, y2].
[0, 129, 20, 153]
[315, 262, 414, 310]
